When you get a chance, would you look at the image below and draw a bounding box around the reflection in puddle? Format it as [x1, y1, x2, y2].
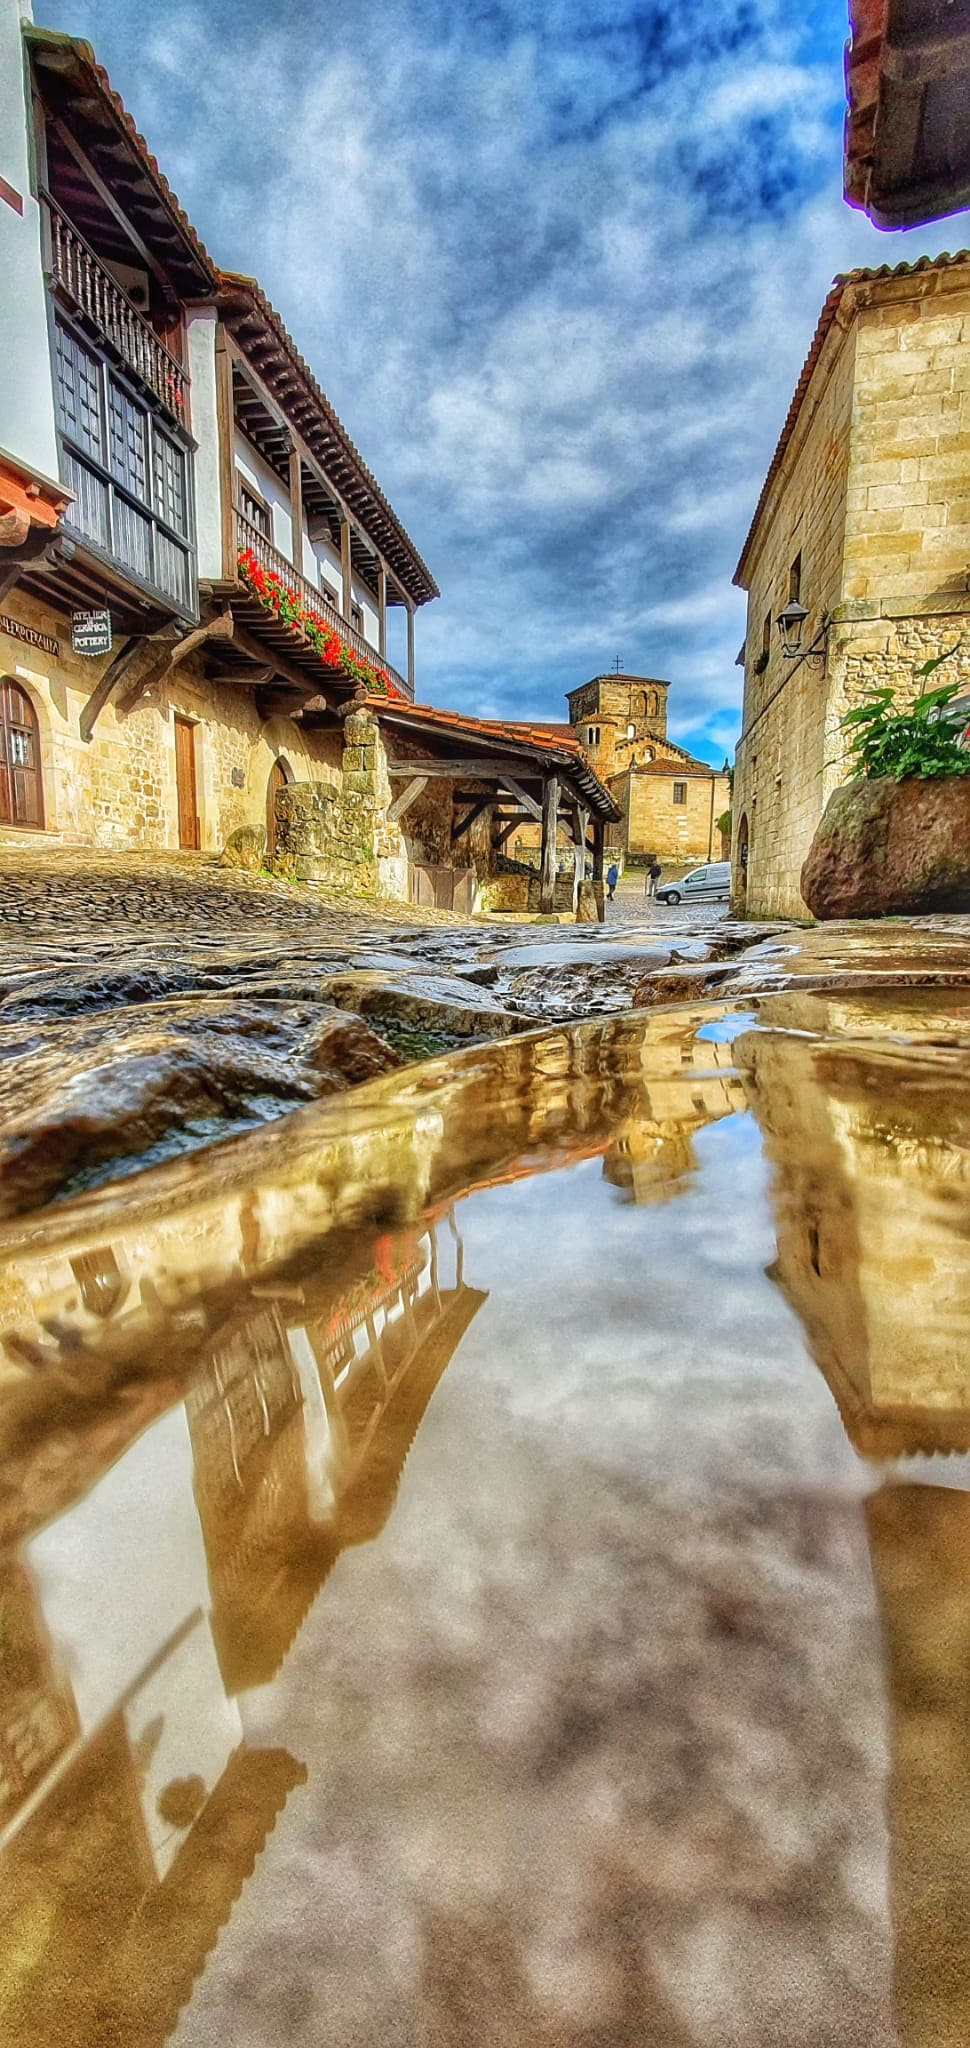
[0, 991, 965, 2044]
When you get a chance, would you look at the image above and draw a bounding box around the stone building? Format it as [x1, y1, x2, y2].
[0, 7, 618, 911]
[0, 10, 434, 860]
[732, 250, 970, 918]
[566, 671, 730, 864]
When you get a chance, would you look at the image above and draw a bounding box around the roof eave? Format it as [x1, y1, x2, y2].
[218, 271, 439, 605]
[25, 27, 218, 297]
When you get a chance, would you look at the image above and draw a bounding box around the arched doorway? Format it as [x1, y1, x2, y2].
[0, 678, 44, 829]
[266, 756, 293, 856]
[736, 810, 749, 899]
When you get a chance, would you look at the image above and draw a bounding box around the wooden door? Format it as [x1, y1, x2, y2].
[266, 759, 288, 856]
[174, 715, 199, 849]
[0, 679, 43, 829]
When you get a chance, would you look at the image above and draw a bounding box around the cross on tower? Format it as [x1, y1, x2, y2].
[612, 654, 623, 673]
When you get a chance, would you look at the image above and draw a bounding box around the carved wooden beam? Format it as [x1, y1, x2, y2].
[0, 506, 30, 548]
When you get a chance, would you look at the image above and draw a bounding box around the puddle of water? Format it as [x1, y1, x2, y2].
[0, 990, 967, 2045]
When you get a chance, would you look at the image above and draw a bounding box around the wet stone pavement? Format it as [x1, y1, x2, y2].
[0, 852, 744, 1212]
[0, 851, 968, 2047]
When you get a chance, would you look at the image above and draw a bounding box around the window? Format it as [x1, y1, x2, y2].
[238, 476, 270, 538]
[672, 781, 687, 805]
[54, 313, 194, 610]
[350, 602, 363, 633]
[587, 726, 600, 746]
[626, 721, 635, 739]
[789, 550, 802, 603]
[319, 579, 339, 611]
[761, 611, 771, 659]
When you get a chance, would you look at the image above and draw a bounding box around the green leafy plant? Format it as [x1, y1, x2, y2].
[841, 651, 970, 781]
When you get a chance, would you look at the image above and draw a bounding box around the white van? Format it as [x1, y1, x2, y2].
[656, 861, 731, 905]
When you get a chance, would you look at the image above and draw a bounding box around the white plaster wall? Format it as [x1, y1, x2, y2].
[310, 534, 343, 606]
[26, 1406, 223, 1732]
[0, 1, 59, 479]
[354, 582, 380, 648]
[186, 305, 221, 579]
[234, 430, 292, 561]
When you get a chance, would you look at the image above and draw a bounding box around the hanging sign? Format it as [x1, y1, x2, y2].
[0, 614, 59, 658]
[71, 609, 112, 658]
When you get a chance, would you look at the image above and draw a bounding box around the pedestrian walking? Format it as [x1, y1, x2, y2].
[606, 861, 619, 903]
[645, 856, 662, 900]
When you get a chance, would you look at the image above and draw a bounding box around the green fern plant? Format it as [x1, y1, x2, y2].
[841, 649, 970, 781]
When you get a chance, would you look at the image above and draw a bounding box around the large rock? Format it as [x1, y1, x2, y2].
[219, 824, 266, 872]
[302, 1010, 401, 1083]
[801, 775, 970, 920]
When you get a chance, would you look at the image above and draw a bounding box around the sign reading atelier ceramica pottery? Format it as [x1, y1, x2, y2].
[71, 609, 112, 657]
[0, 613, 59, 658]
[231, 766, 245, 788]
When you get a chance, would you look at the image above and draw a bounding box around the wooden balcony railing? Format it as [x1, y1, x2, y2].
[45, 197, 188, 423]
[234, 508, 411, 696]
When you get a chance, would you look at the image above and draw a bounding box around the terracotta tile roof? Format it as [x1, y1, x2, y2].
[733, 247, 970, 586]
[0, 448, 72, 539]
[626, 755, 721, 778]
[218, 272, 439, 606]
[25, 29, 218, 293]
[364, 698, 620, 819]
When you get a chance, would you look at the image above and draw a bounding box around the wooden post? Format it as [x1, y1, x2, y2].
[591, 818, 605, 923]
[572, 804, 589, 914]
[540, 773, 559, 914]
[214, 329, 236, 580]
[406, 600, 415, 695]
[340, 516, 353, 619]
[288, 443, 303, 572]
[377, 563, 387, 658]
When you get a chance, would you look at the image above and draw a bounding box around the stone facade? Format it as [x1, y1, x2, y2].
[566, 673, 669, 782]
[610, 762, 730, 863]
[0, 588, 343, 858]
[733, 257, 970, 918]
[561, 671, 727, 864]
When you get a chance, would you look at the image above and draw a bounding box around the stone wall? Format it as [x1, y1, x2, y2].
[0, 588, 342, 855]
[733, 263, 970, 918]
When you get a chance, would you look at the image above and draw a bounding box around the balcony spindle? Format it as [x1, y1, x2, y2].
[44, 196, 187, 423]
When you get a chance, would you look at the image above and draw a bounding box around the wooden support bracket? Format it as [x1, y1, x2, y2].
[498, 775, 542, 822]
[114, 610, 235, 723]
[387, 775, 428, 827]
[79, 637, 147, 743]
[452, 795, 492, 841]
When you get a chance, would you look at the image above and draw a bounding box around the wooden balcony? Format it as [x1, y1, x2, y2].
[233, 509, 411, 697]
[45, 197, 188, 423]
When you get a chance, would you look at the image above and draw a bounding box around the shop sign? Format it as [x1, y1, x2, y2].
[0, 613, 59, 659]
[71, 609, 112, 658]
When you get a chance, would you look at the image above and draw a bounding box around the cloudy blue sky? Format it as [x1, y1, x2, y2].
[37, 0, 964, 761]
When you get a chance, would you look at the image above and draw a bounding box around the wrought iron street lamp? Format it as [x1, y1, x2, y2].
[776, 598, 809, 659]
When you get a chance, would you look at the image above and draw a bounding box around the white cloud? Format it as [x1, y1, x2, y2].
[37, 0, 963, 755]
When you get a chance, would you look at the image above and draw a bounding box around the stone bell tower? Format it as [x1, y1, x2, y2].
[566, 672, 670, 781]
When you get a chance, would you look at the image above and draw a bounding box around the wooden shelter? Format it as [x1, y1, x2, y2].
[360, 698, 620, 915]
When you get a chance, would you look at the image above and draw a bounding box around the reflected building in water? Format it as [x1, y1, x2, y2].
[737, 991, 970, 1459]
[0, 1211, 484, 2046]
[603, 1012, 744, 1203]
[740, 990, 970, 2047]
